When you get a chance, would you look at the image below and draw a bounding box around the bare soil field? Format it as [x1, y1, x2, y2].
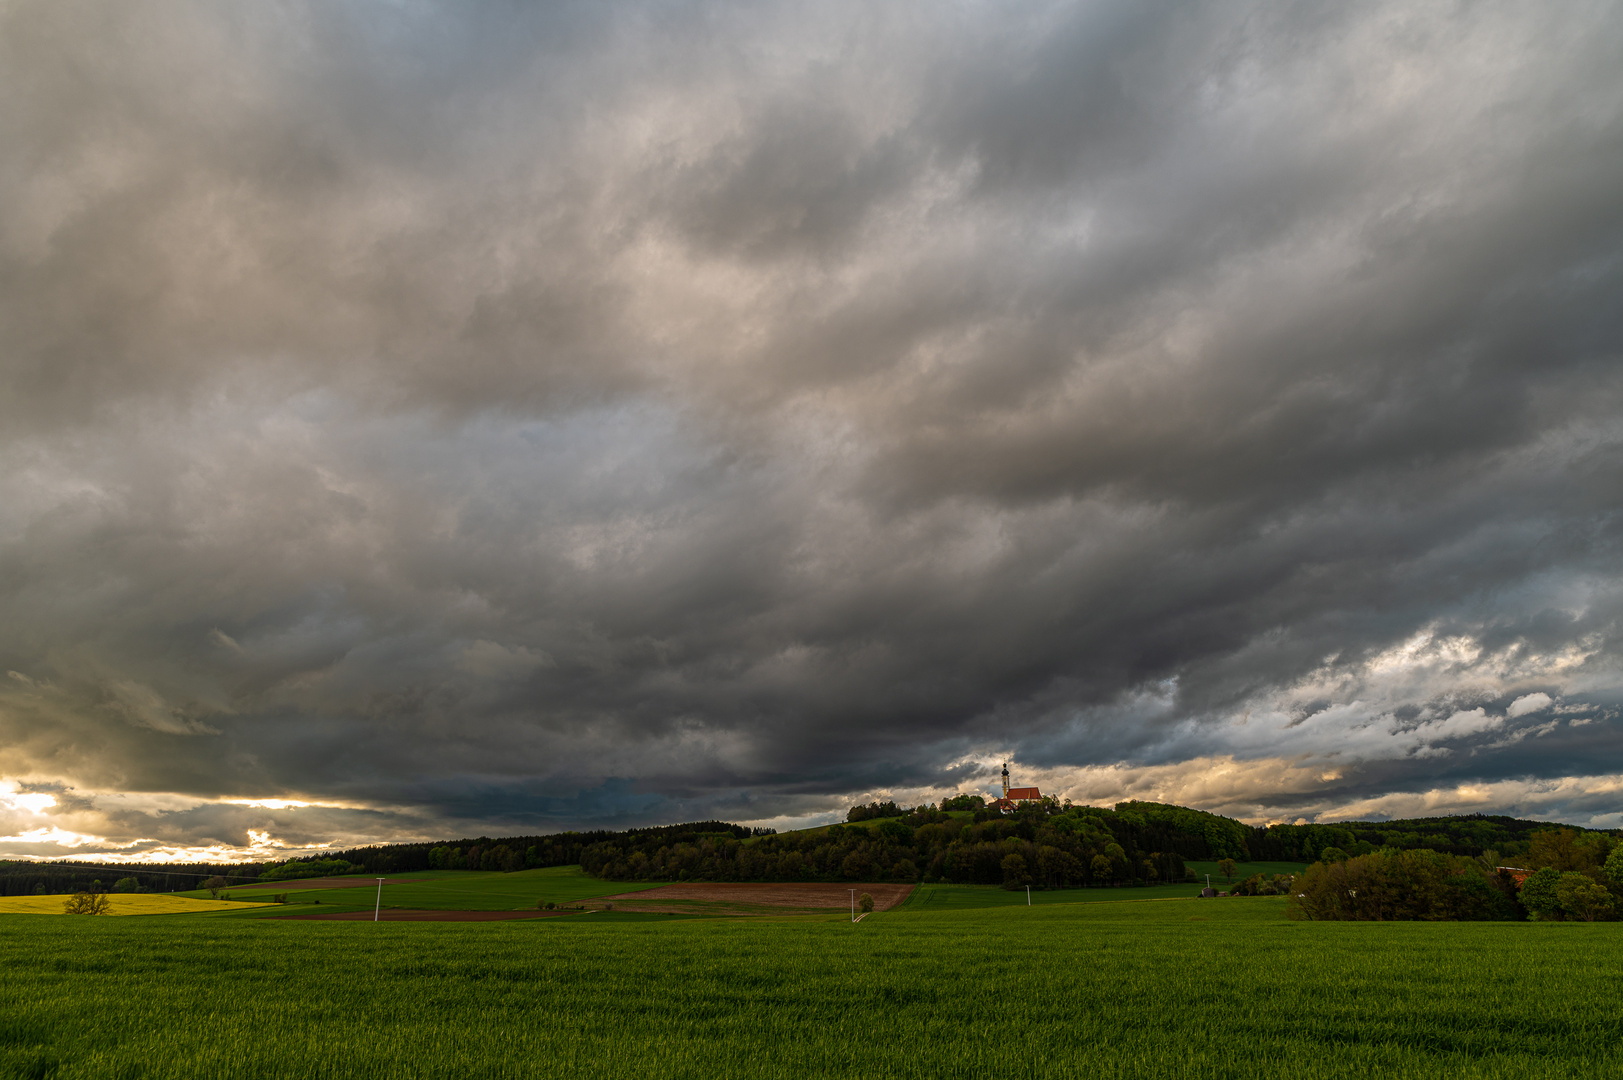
[273, 908, 570, 921]
[599, 882, 914, 911]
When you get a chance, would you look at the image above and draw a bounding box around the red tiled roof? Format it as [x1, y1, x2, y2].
[1005, 787, 1042, 800]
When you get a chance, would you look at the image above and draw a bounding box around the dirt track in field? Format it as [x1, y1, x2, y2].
[598, 882, 914, 911]
[272, 908, 571, 921]
[237, 877, 425, 891]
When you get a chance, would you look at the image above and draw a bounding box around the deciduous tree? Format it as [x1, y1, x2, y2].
[1604, 845, 1623, 887]
[1518, 867, 1563, 920]
[1555, 876, 1614, 922]
[63, 891, 111, 915]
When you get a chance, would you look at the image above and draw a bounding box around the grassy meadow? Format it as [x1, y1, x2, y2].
[191, 865, 665, 918]
[3, 892, 1621, 1079]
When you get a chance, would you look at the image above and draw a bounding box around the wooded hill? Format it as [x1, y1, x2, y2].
[0, 804, 1613, 894]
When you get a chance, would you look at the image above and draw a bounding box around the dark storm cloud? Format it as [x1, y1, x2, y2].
[3, 0, 1623, 856]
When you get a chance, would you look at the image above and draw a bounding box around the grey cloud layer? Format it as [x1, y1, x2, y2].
[3, 0, 1622, 854]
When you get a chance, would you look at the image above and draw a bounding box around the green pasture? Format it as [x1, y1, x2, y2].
[3, 896, 1620, 1079]
[175, 862, 1309, 919]
[904, 881, 1208, 908]
[191, 865, 664, 917]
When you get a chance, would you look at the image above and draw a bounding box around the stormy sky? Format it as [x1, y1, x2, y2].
[3, 0, 1622, 862]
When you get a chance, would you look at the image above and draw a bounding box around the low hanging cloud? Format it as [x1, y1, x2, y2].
[2, 0, 1622, 859]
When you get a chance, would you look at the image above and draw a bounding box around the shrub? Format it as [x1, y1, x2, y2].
[1230, 873, 1295, 896]
[858, 893, 874, 914]
[112, 877, 140, 893]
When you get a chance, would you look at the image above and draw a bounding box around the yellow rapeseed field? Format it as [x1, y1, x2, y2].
[0, 894, 271, 916]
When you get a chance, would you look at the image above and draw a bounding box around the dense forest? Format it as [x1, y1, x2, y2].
[0, 820, 746, 895]
[580, 801, 1211, 888]
[1244, 814, 1584, 863]
[1, 803, 1616, 897]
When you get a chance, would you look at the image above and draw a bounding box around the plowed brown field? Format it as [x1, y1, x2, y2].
[598, 882, 914, 911]
[272, 908, 571, 921]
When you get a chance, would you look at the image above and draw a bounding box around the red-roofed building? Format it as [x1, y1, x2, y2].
[989, 764, 1047, 811]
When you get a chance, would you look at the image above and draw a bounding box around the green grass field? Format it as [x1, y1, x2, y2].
[189, 866, 666, 917]
[3, 894, 1620, 1079]
[904, 881, 1204, 908]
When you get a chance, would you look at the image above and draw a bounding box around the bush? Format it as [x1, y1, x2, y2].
[858, 892, 874, 913]
[63, 892, 111, 915]
[1229, 873, 1295, 897]
[112, 877, 140, 893]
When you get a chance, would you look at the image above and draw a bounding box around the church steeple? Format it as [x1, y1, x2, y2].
[1001, 762, 1010, 797]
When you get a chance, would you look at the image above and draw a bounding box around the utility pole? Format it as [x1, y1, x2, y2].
[1026, 885, 1031, 907]
[374, 877, 385, 922]
[850, 889, 856, 923]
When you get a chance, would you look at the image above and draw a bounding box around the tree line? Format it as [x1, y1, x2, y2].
[579, 801, 1221, 889]
[1287, 827, 1623, 921]
[3, 805, 1614, 897]
[1247, 814, 1585, 863]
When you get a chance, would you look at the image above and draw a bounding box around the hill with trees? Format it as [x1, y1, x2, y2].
[1, 804, 1615, 897]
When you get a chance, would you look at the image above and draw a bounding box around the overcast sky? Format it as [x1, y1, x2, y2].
[3, 0, 1622, 862]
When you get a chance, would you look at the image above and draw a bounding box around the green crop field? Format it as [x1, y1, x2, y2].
[194, 866, 665, 917]
[3, 895, 1620, 1079]
[903, 882, 1206, 908]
